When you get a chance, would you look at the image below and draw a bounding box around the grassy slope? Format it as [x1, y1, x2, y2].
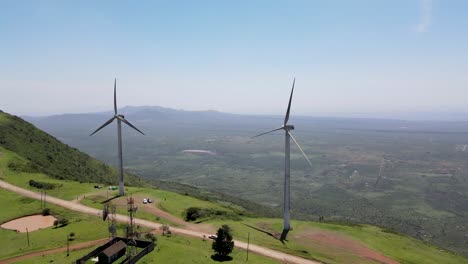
[0, 111, 143, 186]
[0, 146, 115, 200]
[208, 218, 468, 264]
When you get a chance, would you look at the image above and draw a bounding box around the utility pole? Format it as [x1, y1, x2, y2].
[44, 191, 46, 208]
[67, 235, 70, 256]
[26, 228, 30, 247]
[40, 191, 43, 209]
[246, 232, 250, 261]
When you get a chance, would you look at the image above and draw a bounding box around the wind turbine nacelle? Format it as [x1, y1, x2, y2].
[284, 125, 295, 130]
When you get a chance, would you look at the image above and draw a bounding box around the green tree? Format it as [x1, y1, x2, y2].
[185, 207, 201, 221]
[212, 225, 234, 259]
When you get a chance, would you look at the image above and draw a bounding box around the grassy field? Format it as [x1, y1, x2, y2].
[0, 188, 110, 260]
[0, 185, 280, 264]
[14, 235, 283, 264]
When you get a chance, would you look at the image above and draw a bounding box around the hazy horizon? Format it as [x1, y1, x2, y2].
[7, 104, 468, 122]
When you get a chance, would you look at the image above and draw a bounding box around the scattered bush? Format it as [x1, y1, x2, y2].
[58, 218, 69, 227]
[145, 233, 157, 243]
[41, 208, 51, 216]
[160, 225, 171, 236]
[185, 207, 240, 222]
[29, 179, 57, 190]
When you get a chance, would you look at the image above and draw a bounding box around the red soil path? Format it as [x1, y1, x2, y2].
[0, 238, 108, 264]
[300, 230, 399, 264]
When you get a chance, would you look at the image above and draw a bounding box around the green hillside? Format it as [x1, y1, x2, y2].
[0, 111, 143, 186]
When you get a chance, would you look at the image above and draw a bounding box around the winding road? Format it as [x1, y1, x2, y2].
[0, 180, 320, 264]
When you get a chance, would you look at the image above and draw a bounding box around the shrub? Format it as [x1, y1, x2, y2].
[145, 233, 157, 243]
[58, 218, 69, 227]
[41, 208, 51, 216]
[160, 225, 170, 236]
[28, 179, 57, 190]
[185, 207, 201, 221]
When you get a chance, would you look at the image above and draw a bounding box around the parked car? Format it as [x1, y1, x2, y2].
[208, 235, 217, 240]
[147, 199, 153, 203]
[143, 198, 148, 204]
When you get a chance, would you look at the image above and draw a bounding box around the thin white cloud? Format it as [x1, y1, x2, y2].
[414, 0, 433, 33]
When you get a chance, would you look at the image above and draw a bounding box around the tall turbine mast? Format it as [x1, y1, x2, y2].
[90, 79, 144, 196]
[251, 78, 313, 241]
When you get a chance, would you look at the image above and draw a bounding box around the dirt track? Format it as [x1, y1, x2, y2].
[301, 231, 399, 264]
[0, 180, 320, 264]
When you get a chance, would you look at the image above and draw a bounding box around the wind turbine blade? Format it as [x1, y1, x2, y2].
[284, 78, 295, 125]
[117, 116, 145, 135]
[250, 127, 283, 139]
[114, 78, 117, 115]
[90, 117, 116, 136]
[288, 131, 313, 168]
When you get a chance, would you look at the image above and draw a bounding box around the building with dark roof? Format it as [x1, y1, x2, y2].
[97, 240, 127, 264]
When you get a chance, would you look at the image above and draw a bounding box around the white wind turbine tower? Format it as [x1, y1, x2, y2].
[90, 79, 144, 196]
[251, 78, 313, 241]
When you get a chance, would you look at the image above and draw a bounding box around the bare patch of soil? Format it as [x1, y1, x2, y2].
[299, 229, 399, 264]
[1, 215, 57, 232]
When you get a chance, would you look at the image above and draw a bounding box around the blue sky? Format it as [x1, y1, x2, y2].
[1, 0, 468, 118]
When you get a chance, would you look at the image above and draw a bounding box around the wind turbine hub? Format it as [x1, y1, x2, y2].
[284, 125, 294, 130]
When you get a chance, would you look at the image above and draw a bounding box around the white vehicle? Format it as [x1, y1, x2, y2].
[208, 235, 217, 240]
[143, 198, 148, 204]
[147, 199, 153, 203]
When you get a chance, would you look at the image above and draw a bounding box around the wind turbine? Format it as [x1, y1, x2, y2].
[251, 78, 313, 241]
[90, 79, 144, 196]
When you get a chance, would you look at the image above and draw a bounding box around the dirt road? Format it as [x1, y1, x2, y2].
[0, 180, 320, 264]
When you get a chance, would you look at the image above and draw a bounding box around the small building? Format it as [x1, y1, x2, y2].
[97, 240, 127, 264]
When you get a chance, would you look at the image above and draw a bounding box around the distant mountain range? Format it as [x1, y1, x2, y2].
[22, 105, 468, 136]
